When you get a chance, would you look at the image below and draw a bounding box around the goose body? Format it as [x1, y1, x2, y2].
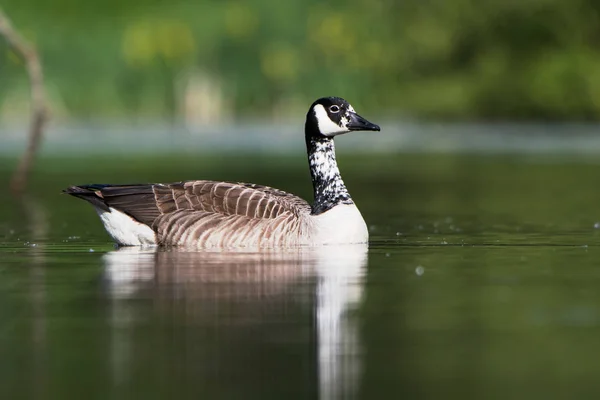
[65, 97, 380, 248]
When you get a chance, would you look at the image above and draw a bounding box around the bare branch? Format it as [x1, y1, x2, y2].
[0, 7, 50, 197]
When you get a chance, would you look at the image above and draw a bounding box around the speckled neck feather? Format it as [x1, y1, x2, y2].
[306, 135, 353, 215]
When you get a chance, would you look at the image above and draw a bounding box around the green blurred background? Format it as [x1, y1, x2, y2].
[2, 0, 600, 124]
[4, 4, 600, 399]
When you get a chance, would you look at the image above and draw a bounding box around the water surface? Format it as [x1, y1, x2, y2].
[1, 153, 600, 399]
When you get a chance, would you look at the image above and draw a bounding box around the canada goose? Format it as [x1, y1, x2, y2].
[64, 97, 380, 248]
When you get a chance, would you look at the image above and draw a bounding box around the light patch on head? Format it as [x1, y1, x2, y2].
[313, 104, 349, 137]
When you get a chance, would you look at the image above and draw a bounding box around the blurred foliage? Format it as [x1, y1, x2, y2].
[1, 0, 600, 120]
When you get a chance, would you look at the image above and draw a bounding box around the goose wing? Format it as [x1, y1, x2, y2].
[66, 181, 311, 227]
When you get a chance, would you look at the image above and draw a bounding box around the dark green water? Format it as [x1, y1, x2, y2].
[1, 153, 600, 399]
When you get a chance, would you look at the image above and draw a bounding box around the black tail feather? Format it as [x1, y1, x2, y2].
[63, 184, 161, 225]
[63, 185, 111, 212]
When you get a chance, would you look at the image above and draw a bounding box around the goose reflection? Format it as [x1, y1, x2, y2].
[101, 245, 368, 399]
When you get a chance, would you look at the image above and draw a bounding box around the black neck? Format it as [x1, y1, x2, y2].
[305, 133, 353, 215]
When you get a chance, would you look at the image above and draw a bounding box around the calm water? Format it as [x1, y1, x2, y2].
[1, 152, 600, 399]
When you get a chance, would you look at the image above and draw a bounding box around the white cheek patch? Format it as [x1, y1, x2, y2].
[313, 104, 348, 136]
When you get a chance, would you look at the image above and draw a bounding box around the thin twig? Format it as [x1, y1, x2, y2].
[0, 7, 49, 197]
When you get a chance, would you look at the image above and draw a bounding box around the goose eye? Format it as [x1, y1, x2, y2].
[329, 105, 340, 113]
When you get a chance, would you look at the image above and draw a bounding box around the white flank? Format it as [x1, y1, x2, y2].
[310, 204, 368, 244]
[96, 207, 157, 246]
[313, 104, 348, 136]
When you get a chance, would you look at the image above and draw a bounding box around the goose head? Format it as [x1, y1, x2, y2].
[306, 97, 380, 138]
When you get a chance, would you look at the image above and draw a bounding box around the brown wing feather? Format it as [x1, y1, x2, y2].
[164, 181, 310, 218]
[71, 181, 310, 227]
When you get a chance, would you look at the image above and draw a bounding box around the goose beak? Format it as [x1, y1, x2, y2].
[347, 112, 380, 132]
